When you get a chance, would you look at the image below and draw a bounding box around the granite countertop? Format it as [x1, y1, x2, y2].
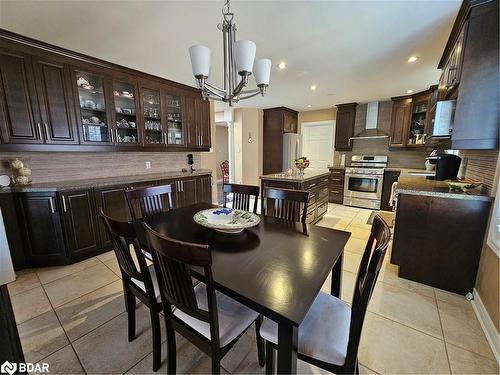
[395, 175, 492, 201]
[260, 169, 331, 183]
[0, 169, 212, 193]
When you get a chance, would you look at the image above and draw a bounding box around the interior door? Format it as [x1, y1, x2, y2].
[0, 49, 42, 143]
[301, 121, 334, 168]
[33, 57, 79, 144]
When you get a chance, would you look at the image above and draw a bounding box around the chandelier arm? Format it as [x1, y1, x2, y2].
[204, 82, 227, 95]
[239, 88, 261, 95]
[237, 91, 263, 100]
[203, 85, 226, 100]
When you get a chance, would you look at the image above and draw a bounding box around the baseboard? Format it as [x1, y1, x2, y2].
[472, 288, 499, 362]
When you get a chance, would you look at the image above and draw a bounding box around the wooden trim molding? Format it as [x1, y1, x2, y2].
[472, 288, 500, 362]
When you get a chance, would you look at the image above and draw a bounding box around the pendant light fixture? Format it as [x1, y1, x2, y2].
[188, 0, 271, 106]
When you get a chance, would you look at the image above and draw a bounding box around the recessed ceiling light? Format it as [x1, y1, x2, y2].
[278, 61, 286, 70]
[407, 56, 418, 63]
[407, 89, 414, 94]
[310, 84, 317, 91]
[307, 104, 312, 108]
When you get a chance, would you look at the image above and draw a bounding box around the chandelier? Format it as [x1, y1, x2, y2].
[188, 0, 271, 106]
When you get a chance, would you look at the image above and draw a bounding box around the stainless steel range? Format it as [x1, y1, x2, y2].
[343, 155, 388, 210]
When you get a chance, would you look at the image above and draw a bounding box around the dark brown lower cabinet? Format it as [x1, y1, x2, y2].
[9, 174, 212, 268]
[196, 175, 212, 203]
[15, 192, 67, 266]
[59, 189, 101, 262]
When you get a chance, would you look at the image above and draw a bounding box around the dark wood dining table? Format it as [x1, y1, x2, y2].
[134, 202, 351, 374]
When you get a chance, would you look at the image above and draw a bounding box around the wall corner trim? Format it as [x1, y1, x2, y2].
[472, 288, 500, 363]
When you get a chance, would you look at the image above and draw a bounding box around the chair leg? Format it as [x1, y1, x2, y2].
[211, 352, 221, 375]
[265, 341, 274, 375]
[166, 324, 176, 375]
[126, 291, 136, 342]
[255, 316, 266, 366]
[150, 310, 161, 372]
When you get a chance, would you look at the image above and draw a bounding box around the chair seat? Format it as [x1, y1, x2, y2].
[174, 283, 259, 347]
[131, 264, 161, 302]
[260, 291, 351, 366]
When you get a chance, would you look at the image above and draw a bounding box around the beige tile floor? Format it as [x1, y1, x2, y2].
[8, 203, 499, 374]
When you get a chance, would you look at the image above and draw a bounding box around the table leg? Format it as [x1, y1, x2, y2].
[277, 322, 298, 374]
[331, 252, 343, 298]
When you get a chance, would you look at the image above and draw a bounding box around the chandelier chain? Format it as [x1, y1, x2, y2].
[223, 0, 233, 23]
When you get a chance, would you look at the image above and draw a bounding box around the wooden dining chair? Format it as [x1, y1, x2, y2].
[262, 187, 310, 234]
[143, 224, 265, 374]
[99, 209, 163, 372]
[260, 215, 391, 374]
[223, 183, 260, 213]
[125, 184, 173, 221]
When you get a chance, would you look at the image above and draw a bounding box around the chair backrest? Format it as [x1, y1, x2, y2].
[263, 187, 309, 234]
[144, 223, 219, 336]
[346, 214, 391, 364]
[220, 160, 229, 183]
[99, 209, 156, 296]
[223, 183, 260, 213]
[125, 184, 173, 220]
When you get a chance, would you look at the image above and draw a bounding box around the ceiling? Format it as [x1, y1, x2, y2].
[0, 0, 461, 112]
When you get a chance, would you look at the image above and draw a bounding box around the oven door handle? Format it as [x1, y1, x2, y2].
[345, 173, 383, 179]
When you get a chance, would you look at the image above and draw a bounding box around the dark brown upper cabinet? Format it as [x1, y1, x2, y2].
[0, 48, 42, 144]
[263, 107, 299, 175]
[445, 0, 499, 150]
[334, 103, 357, 151]
[32, 56, 79, 144]
[389, 88, 432, 148]
[0, 29, 211, 152]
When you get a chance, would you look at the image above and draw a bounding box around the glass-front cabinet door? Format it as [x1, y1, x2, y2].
[113, 81, 139, 145]
[142, 88, 164, 146]
[165, 93, 184, 145]
[407, 93, 430, 147]
[75, 71, 110, 143]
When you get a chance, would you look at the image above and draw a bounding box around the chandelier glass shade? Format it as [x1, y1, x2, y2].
[188, 0, 271, 106]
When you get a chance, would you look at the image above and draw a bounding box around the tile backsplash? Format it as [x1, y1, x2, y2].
[0, 152, 201, 183]
[459, 149, 499, 196]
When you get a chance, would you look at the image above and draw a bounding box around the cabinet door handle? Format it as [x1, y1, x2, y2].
[181, 181, 184, 191]
[163, 133, 167, 145]
[330, 190, 341, 194]
[309, 183, 316, 188]
[115, 129, 119, 143]
[201, 135, 203, 146]
[331, 178, 341, 181]
[43, 123, 50, 140]
[37, 123, 43, 140]
[49, 197, 56, 213]
[62, 196, 67, 212]
[109, 129, 113, 143]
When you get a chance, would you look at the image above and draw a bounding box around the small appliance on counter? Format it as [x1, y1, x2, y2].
[187, 153, 195, 172]
[426, 153, 461, 181]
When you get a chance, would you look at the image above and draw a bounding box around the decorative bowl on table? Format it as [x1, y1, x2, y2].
[193, 208, 260, 234]
[445, 179, 481, 192]
[294, 157, 310, 176]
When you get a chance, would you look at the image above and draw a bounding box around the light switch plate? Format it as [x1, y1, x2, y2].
[145, 161, 152, 169]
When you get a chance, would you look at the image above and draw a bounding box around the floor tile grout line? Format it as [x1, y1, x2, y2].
[41, 261, 116, 289]
[37, 280, 88, 374]
[434, 287, 453, 375]
[35, 258, 101, 287]
[8, 269, 43, 297]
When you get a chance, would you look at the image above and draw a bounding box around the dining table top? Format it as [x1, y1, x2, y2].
[134, 202, 351, 326]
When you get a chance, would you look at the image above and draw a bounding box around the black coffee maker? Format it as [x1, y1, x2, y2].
[426, 154, 462, 180]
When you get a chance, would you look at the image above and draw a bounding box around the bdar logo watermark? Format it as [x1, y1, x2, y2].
[1, 360, 49, 374]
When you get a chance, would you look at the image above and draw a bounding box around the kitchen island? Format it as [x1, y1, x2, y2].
[392, 175, 492, 295]
[260, 169, 331, 224]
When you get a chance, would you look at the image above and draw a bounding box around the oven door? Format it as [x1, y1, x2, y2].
[344, 173, 383, 200]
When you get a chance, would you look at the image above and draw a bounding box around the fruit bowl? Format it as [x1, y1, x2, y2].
[445, 179, 481, 192]
[193, 208, 260, 234]
[294, 157, 310, 175]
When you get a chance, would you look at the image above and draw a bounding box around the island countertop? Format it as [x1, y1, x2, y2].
[0, 169, 213, 194]
[260, 169, 331, 183]
[395, 175, 492, 202]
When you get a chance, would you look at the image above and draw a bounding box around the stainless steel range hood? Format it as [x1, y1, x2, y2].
[350, 101, 389, 140]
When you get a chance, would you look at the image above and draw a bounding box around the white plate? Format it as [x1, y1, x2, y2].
[193, 208, 260, 234]
[0, 175, 11, 187]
